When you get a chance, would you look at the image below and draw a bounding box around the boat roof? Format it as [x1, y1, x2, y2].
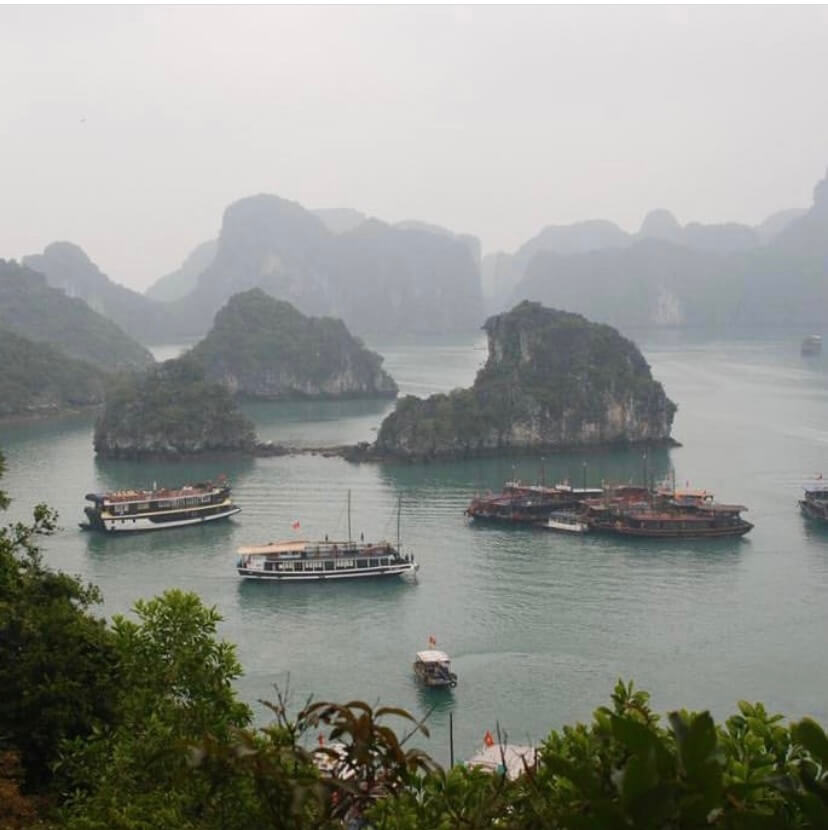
[237, 539, 391, 556]
[416, 650, 450, 663]
[88, 482, 224, 503]
[238, 540, 310, 555]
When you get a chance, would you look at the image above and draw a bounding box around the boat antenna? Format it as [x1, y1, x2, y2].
[347, 489, 352, 545]
[582, 461, 587, 493]
[396, 494, 402, 550]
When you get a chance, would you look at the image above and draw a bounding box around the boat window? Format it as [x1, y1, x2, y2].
[380, 558, 388, 566]
[324, 561, 334, 571]
[369, 559, 378, 567]
[357, 559, 367, 568]
[294, 563, 303, 572]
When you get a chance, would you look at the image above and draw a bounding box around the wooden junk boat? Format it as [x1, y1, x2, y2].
[81, 479, 240, 532]
[465, 480, 601, 525]
[583, 486, 753, 539]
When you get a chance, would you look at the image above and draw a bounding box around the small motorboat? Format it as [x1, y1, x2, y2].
[413, 649, 457, 688]
[540, 510, 588, 533]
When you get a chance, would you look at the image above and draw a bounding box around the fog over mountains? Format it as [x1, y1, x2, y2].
[14, 166, 828, 348]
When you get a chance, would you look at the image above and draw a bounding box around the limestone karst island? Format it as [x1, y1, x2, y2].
[371, 301, 676, 460]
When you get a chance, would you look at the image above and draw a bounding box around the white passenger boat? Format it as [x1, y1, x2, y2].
[237, 539, 418, 581]
[413, 649, 457, 687]
[82, 480, 240, 532]
[540, 510, 588, 533]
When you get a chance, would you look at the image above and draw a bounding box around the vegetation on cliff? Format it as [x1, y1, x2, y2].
[0, 259, 153, 370]
[93, 355, 256, 457]
[189, 289, 397, 399]
[375, 301, 676, 459]
[2, 456, 828, 828]
[0, 328, 106, 417]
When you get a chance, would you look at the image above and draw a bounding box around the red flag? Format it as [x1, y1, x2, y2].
[291, 520, 301, 530]
[484, 730, 495, 748]
[428, 635, 437, 647]
[317, 733, 324, 746]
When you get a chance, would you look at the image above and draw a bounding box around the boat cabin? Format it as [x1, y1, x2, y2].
[414, 650, 457, 688]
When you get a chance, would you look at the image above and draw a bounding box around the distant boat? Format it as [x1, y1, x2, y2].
[799, 483, 828, 522]
[801, 335, 822, 356]
[584, 485, 753, 538]
[413, 648, 457, 688]
[81, 480, 240, 532]
[465, 480, 598, 525]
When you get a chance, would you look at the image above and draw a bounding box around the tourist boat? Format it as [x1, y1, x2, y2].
[585, 487, 753, 538]
[81, 479, 240, 532]
[237, 538, 417, 581]
[465, 480, 584, 524]
[238, 491, 417, 581]
[413, 649, 457, 688]
[799, 484, 828, 522]
[539, 510, 589, 533]
[801, 335, 822, 356]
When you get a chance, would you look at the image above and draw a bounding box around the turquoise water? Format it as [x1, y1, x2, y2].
[3, 332, 828, 764]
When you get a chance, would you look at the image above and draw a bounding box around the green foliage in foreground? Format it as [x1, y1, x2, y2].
[3, 452, 828, 827]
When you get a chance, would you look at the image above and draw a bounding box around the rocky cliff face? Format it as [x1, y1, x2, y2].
[189, 289, 397, 399]
[94, 356, 256, 458]
[374, 301, 676, 459]
[168, 194, 484, 339]
[23, 242, 173, 344]
[0, 259, 154, 370]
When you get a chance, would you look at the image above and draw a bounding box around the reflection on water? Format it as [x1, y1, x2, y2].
[92, 453, 256, 492]
[236, 572, 415, 620]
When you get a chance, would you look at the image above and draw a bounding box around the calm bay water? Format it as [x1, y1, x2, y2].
[3, 332, 828, 763]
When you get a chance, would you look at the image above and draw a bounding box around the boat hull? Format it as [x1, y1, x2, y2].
[84, 505, 241, 532]
[590, 521, 753, 538]
[238, 562, 418, 581]
[800, 500, 828, 522]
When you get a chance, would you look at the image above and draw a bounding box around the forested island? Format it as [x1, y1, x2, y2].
[93, 356, 256, 458]
[371, 301, 676, 460]
[189, 288, 397, 399]
[0, 329, 105, 418]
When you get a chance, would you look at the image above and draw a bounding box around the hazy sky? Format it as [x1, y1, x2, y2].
[3, 5, 828, 290]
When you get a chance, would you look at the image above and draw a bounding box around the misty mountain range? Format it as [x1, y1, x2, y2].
[12, 168, 828, 352]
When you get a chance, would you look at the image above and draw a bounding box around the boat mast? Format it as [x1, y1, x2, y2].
[347, 489, 352, 545]
[396, 494, 402, 550]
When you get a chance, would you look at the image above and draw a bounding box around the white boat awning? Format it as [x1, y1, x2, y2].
[416, 650, 450, 663]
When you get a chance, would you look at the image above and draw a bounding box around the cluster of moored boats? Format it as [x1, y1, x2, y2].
[465, 479, 755, 538]
[80, 472, 828, 588]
